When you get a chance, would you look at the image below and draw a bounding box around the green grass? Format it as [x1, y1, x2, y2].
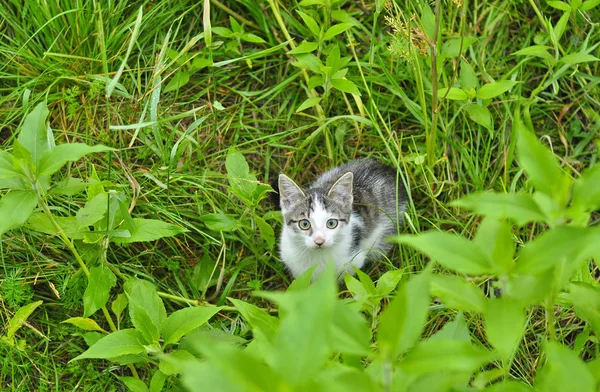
[1, 0, 599, 390]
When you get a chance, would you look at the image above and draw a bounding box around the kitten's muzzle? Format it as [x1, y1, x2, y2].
[313, 234, 325, 247]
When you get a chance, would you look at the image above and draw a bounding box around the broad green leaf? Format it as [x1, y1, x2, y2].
[288, 41, 318, 54]
[212, 27, 233, 38]
[0, 190, 38, 235]
[26, 213, 84, 239]
[330, 78, 361, 95]
[535, 342, 595, 392]
[240, 33, 265, 44]
[255, 216, 275, 250]
[547, 1, 571, 10]
[474, 217, 515, 272]
[430, 312, 471, 341]
[76, 193, 108, 228]
[391, 232, 494, 275]
[399, 339, 495, 375]
[258, 265, 337, 386]
[119, 376, 148, 392]
[484, 297, 526, 359]
[572, 162, 600, 212]
[37, 143, 113, 177]
[62, 317, 105, 332]
[504, 269, 555, 307]
[485, 381, 535, 391]
[4, 301, 43, 341]
[159, 349, 198, 375]
[199, 213, 240, 231]
[113, 218, 188, 243]
[297, 11, 320, 37]
[559, 53, 599, 65]
[406, 372, 471, 391]
[513, 45, 555, 63]
[441, 37, 477, 58]
[553, 10, 570, 42]
[83, 264, 117, 318]
[476, 81, 519, 99]
[149, 370, 167, 392]
[71, 329, 146, 361]
[17, 102, 50, 165]
[581, 0, 600, 10]
[0, 151, 22, 179]
[299, 0, 327, 5]
[331, 300, 372, 356]
[430, 274, 486, 313]
[226, 148, 257, 200]
[312, 363, 381, 392]
[164, 70, 191, 93]
[514, 226, 592, 274]
[229, 298, 279, 344]
[466, 104, 492, 131]
[516, 112, 571, 204]
[296, 97, 323, 112]
[111, 293, 128, 320]
[51, 177, 89, 196]
[377, 271, 430, 359]
[160, 306, 222, 346]
[459, 60, 478, 90]
[125, 278, 167, 344]
[564, 282, 600, 337]
[375, 269, 404, 296]
[323, 23, 354, 40]
[438, 87, 469, 100]
[291, 53, 323, 73]
[308, 75, 324, 90]
[452, 191, 546, 227]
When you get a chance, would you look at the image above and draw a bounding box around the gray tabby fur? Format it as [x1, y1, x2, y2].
[278, 159, 407, 280]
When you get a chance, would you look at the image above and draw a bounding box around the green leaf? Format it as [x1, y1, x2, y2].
[484, 381, 535, 391]
[547, 1, 571, 10]
[226, 148, 257, 200]
[399, 339, 495, 375]
[430, 312, 471, 341]
[375, 269, 404, 296]
[323, 23, 354, 40]
[441, 37, 477, 58]
[331, 300, 372, 356]
[535, 342, 596, 392]
[514, 226, 592, 274]
[291, 53, 324, 73]
[4, 301, 43, 342]
[160, 306, 222, 346]
[229, 298, 280, 344]
[430, 274, 486, 313]
[559, 53, 599, 65]
[452, 191, 546, 227]
[240, 33, 265, 44]
[438, 87, 469, 100]
[119, 376, 148, 392]
[111, 293, 129, 320]
[125, 279, 167, 344]
[71, 329, 146, 361]
[296, 97, 323, 112]
[474, 217, 515, 272]
[77, 193, 108, 229]
[516, 112, 571, 204]
[212, 26, 233, 38]
[581, 0, 600, 10]
[113, 218, 188, 243]
[330, 78, 361, 95]
[62, 317, 105, 332]
[459, 60, 478, 90]
[572, 163, 600, 212]
[149, 370, 167, 392]
[37, 143, 113, 177]
[377, 271, 430, 359]
[199, 213, 240, 231]
[17, 102, 50, 165]
[476, 81, 519, 99]
[0, 190, 38, 235]
[258, 266, 337, 386]
[255, 216, 275, 250]
[297, 11, 320, 37]
[51, 177, 89, 196]
[504, 269, 555, 307]
[288, 41, 319, 54]
[164, 70, 191, 93]
[0, 151, 23, 179]
[466, 104, 492, 131]
[564, 282, 600, 337]
[553, 10, 570, 41]
[83, 264, 117, 318]
[484, 297, 526, 360]
[391, 232, 494, 275]
[513, 45, 555, 63]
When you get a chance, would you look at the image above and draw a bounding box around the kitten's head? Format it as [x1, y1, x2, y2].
[278, 172, 353, 249]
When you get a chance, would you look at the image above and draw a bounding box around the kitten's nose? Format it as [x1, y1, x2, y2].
[314, 234, 325, 247]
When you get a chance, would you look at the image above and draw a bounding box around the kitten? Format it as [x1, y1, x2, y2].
[278, 159, 407, 280]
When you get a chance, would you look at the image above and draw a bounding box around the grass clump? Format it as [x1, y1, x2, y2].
[1, 0, 600, 390]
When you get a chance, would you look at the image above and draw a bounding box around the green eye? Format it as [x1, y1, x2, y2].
[298, 219, 311, 230]
[326, 219, 338, 229]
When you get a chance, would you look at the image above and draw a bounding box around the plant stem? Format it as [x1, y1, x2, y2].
[428, 0, 441, 171]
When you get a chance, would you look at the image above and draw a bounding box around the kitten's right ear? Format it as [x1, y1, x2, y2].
[278, 174, 305, 210]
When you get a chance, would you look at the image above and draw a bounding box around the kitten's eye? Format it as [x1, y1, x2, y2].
[298, 219, 311, 230]
[326, 219, 338, 229]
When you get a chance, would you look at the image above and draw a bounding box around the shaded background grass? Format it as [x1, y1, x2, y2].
[1, 0, 599, 389]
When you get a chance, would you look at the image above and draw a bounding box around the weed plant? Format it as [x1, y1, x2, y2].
[1, 0, 600, 391]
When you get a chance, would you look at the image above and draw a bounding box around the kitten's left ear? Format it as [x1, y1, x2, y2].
[279, 174, 305, 210]
[328, 172, 353, 205]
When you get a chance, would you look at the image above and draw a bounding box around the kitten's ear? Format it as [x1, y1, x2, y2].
[278, 174, 305, 210]
[327, 172, 353, 205]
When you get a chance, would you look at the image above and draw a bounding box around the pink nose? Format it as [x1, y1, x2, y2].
[314, 236, 325, 246]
